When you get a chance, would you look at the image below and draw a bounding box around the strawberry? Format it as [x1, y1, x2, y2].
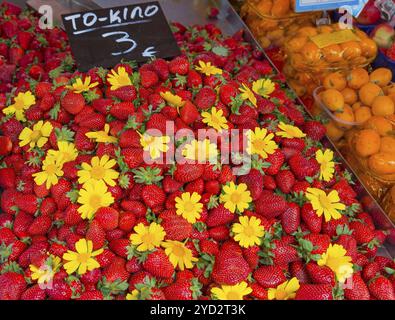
[281, 203, 300, 234]
[303, 234, 330, 255]
[174, 163, 204, 183]
[102, 257, 129, 283]
[250, 282, 268, 300]
[78, 290, 104, 300]
[211, 249, 250, 285]
[0, 136, 12, 155]
[289, 154, 319, 180]
[46, 280, 72, 300]
[194, 87, 216, 110]
[206, 204, 234, 227]
[237, 169, 263, 200]
[301, 203, 322, 233]
[187, 70, 202, 88]
[0, 272, 27, 300]
[275, 170, 295, 194]
[119, 129, 141, 148]
[161, 215, 192, 241]
[28, 215, 52, 236]
[142, 249, 174, 279]
[163, 175, 183, 193]
[303, 121, 326, 141]
[344, 273, 370, 300]
[111, 85, 137, 101]
[110, 102, 135, 120]
[151, 58, 169, 80]
[253, 265, 286, 289]
[368, 276, 395, 300]
[336, 234, 357, 261]
[1, 118, 24, 143]
[169, 56, 189, 75]
[140, 70, 158, 88]
[263, 150, 285, 176]
[75, 127, 95, 151]
[255, 190, 287, 218]
[218, 165, 235, 184]
[61, 92, 85, 115]
[272, 239, 299, 266]
[0, 167, 16, 189]
[141, 185, 166, 208]
[349, 221, 375, 245]
[108, 238, 129, 258]
[219, 84, 238, 106]
[86, 220, 106, 250]
[295, 284, 333, 300]
[180, 100, 200, 125]
[94, 207, 119, 231]
[163, 278, 202, 300]
[146, 113, 168, 134]
[78, 112, 105, 130]
[118, 212, 136, 232]
[362, 262, 380, 281]
[290, 261, 311, 283]
[306, 262, 335, 285]
[13, 211, 34, 238]
[122, 148, 143, 169]
[21, 285, 46, 300]
[64, 204, 83, 226]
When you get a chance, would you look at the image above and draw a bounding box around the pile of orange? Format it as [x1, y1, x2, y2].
[241, 0, 319, 49]
[283, 24, 378, 96]
[316, 67, 395, 143]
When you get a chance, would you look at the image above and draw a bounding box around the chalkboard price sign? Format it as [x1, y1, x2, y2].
[61, 2, 181, 71]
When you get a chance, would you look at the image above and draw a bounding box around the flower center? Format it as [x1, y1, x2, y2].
[243, 225, 255, 237]
[30, 130, 42, 142]
[320, 161, 328, 171]
[14, 100, 25, 110]
[172, 244, 186, 257]
[227, 291, 241, 300]
[45, 164, 58, 175]
[318, 194, 332, 211]
[252, 139, 267, 151]
[118, 75, 130, 86]
[275, 290, 287, 300]
[78, 253, 91, 264]
[141, 233, 155, 245]
[89, 194, 102, 209]
[230, 191, 242, 203]
[183, 201, 195, 213]
[90, 165, 105, 180]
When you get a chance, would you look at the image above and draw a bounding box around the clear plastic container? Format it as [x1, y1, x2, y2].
[241, 0, 320, 49]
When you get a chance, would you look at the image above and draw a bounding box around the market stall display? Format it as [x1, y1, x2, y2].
[0, 0, 394, 301]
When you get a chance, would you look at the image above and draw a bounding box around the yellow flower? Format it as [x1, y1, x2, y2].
[162, 240, 198, 270]
[239, 83, 257, 107]
[276, 122, 306, 139]
[33, 156, 64, 189]
[232, 216, 264, 248]
[247, 127, 278, 159]
[220, 182, 252, 213]
[126, 289, 140, 300]
[47, 141, 78, 165]
[316, 149, 335, 182]
[77, 155, 119, 187]
[318, 244, 353, 283]
[252, 78, 275, 98]
[62, 238, 103, 275]
[211, 282, 252, 300]
[86, 123, 117, 144]
[19, 120, 53, 149]
[29, 255, 61, 286]
[268, 277, 300, 300]
[77, 180, 114, 220]
[201, 107, 228, 132]
[306, 188, 346, 222]
[107, 66, 132, 91]
[182, 139, 218, 163]
[160, 91, 185, 108]
[175, 192, 203, 224]
[139, 132, 170, 160]
[130, 222, 166, 252]
[195, 60, 222, 76]
[3, 91, 36, 122]
[66, 76, 99, 93]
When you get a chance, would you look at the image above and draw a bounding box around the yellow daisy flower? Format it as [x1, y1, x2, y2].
[182, 139, 218, 163]
[139, 132, 170, 160]
[33, 156, 64, 189]
[246, 127, 278, 159]
[252, 78, 275, 98]
[220, 182, 252, 213]
[29, 255, 61, 287]
[19, 120, 53, 149]
[3, 91, 36, 122]
[77, 155, 119, 187]
[195, 60, 222, 76]
[126, 289, 140, 300]
[306, 188, 346, 222]
[62, 238, 103, 275]
[86, 124, 118, 144]
[160, 91, 185, 108]
[129, 222, 166, 252]
[162, 240, 198, 270]
[239, 83, 257, 107]
[317, 244, 353, 283]
[268, 277, 300, 300]
[316, 149, 335, 182]
[47, 141, 78, 165]
[211, 282, 252, 300]
[175, 192, 203, 224]
[276, 122, 306, 139]
[201, 107, 228, 132]
[107, 66, 132, 91]
[232, 216, 265, 248]
[66, 76, 99, 93]
[77, 180, 114, 220]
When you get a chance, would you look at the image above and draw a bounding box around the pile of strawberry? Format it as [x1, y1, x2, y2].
[0, 3, 394, 300]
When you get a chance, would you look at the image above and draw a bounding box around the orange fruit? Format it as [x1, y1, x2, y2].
[325, 121, 344, 141]
[322, 44, 343, 63]
[321, 89, 344, 111]
[380, 136, 395, 154]
[286, 36, 307, 53]
[368, 153, 395, 175]
[359, 38, 378, 58]
[341, 41, 362, 60]
[319, 25, 334, 34]
[388, 93, 395, 105]
[335, 104, 355, 129]
[301, 42, 321, 63]
[364, 116, 393, 136]
[359, 82, 383, 106]
[323, 72, 347, 90]
[347, 68, 370, 90]
[289, 79, 306, 97]
[352, 102, 363, 111]
[369, 68, 392, 87]
[384, 83, 395, 95]
[371, 95, 395, 116]
[298, 26, 318, 37]
[256, 1, 273, 15]
[271, 0, 290, 17]
[354, 106, 372, 124]
[341, 87, 358, 105]
[354, 129, 381, 157]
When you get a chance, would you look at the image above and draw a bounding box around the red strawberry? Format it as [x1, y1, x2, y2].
[289, 154, 319, 180]
[110, 102, 135, 120]
[0, 167, 16, 189]
[102, 257, 129, 283]
[21, 285, 46, 300]
[0, 136, 12, 156]
[163, 278, 202, 300]
[301, 203, 322, 233]
[254, 265, 286, 289]
[28, 215, 52, 236]
[140, 70, 158, 88]
[61, 92, 85, 115]
[303, 121, 326, 141]
[111, 85, 137, 101]
[86, 220, 106, 250]
[109, 238, 129, 258]
[174, 163, 204, 183]
[194, 87, 216, 110]
[272, 239, 300, 266]
[290, 261, 311, 283]
[151, 58, 169, 80]
[368, 276, 395, 300]
[263, 150, 285, 176]
[218, 165, 235, 184]
[206, 204, 234, 227]
[94, 207, 119, 231]
[163, 175, 183, 193]
[0, 272, 27, 300]
[255, 190, 287, 218]
[349, 221, 375, 245]
[237, 169, 263, 200]
[281, 203, 300, 234]
[78, 113, 105, 130]
[142, 249, 174, 279]
[250, 282, 268, 300]
[161, 215, 192, 241]
[187, 70, 202, 88]
[211, 249, 250, 285]
[219, 84, 238, 105]
[78, 291, 104, 300]
[295, 284, 333, 300]
[306, 263, 335, 285]
[64, 204, 83, 226]
[122, 148, 143, 169]
[141, 185, 166, 208]
[180, 100, 200, 125]
[303, 234, 330, 255]
[344, 273, 370, 300]
[119, 129, 141, 148]
[169, 56, 189, 75]
[362, 262, 380, 281]
[275, 170, 295, 194]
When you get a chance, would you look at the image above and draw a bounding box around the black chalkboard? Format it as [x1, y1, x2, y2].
[61, 1, 181, 72]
